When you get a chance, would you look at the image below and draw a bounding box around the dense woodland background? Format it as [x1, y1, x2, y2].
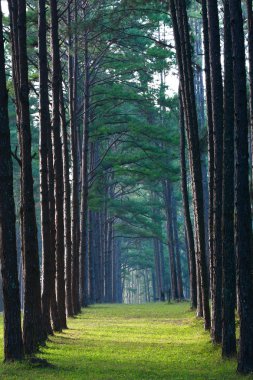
[1, 0, 253, 376]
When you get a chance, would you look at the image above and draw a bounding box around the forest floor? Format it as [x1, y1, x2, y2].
[0, 303, 250, 379]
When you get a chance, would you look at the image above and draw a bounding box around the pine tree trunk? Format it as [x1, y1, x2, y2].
[47, 122, 61, 332]
[179, 91, 197, 309]
[80, 29, 90, 307]
[50, 0, 67, 329]
[38, 0, 53, 337]
[221, 0, 236, 358]
[228, 0, 253, 373]
[88, 210, 96, 304]
[247, 0, 253, 193]
[163, 180, 178, 300]
[0, 4, 23, 360]
[15, 0, 43, 353]
[201, 0, 214, 310]
[170, 0, 210, 329]
[60, 87, 73, 317]
[69, 2, 80, 315]
[172, 198, 184, 300]
[206, 0, 223, 345]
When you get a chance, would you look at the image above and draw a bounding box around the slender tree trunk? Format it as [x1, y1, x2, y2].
[50, 0, 67, 329]
[206, 0, 223, 345]
[247, 0, 253, 193]
[201, 0, 214, 308]
[228, 0, 253, 373]
[163, 180, 178, 300]
[69, 1, 81, 315]
[15, 0, 43, 353]
[0, 3, 23, 360]
[179, 91, 197, 309]
[48, 122, 61, 332]
[170, 0, 210, 329]
[172, 198, 184, 300]
[79, 29, 90, 307]
[221, 0, 236, 358]
[38, 0, 53, 336]
[88, 210, 96, 304]
[60, 87, 73, 317]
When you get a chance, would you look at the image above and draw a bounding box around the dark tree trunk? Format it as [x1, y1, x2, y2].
[247, 0, 253, 190]
[221, 0, 236, 358]
[206, 0, 223, 345]
[163, 180, 178, 300]
[69, 2, 81, 315]
[172, 197, 184, 300]
[15, 0, 43, 353]
[0, 3, 23, 360]
[79, 30, 90, 307]
[105, 218, 113, 303]
[179, 91, 197, 309]
[60, 87, 73, 317]
[170, 0, 210, 329]
[50, 0, 67, 329]
[38, 0, 53, 337]
[192, 11, 209, 266]
[201, 0, 214, 309]
[228, 0, 253, 373]
[88, 210, 96, 304]
[48, 122, 61, 333]
[153, 237, 162, 301]
[94, 211, 102, 303]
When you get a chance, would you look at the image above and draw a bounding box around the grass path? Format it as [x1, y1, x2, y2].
[0, 303, 250, 379]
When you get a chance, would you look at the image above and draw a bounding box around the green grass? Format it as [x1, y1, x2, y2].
[0, 303, 251, 379]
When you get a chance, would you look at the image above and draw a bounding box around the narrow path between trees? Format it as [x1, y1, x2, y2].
[0, 304, 248, 379]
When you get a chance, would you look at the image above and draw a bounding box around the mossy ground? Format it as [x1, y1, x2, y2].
[0, 302, 251, 379]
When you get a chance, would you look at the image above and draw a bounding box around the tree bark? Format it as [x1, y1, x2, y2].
[38, 0, 54, 336]
[60, 87, 73, 317]
[79, 29, 90, 307]
[228, 0, 253, 373]
[69, 1, 81, 315]
[179, 91, 197, 309]
[50, 0, 67, 329]
[14, 0, 43, 353]
[170, 0, 210, 329]
[163, 180, 178, 300]
[0, 3, 23, 360]
[172, 197, 184, 300]
[221, 0, 236, 358]
[206, 0, 223, 344]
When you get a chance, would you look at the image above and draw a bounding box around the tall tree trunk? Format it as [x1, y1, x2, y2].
[14, 0, 43, 353]
[172, 197, 184, 300]
[38, 0, 53, 337]
[228, 0, 253, 373]
[170, 0, 210, 329]
[60, 87, 73, 317]
[88, 210, 96, 304]
[206, 0, 223, 345]
[79, 29, 90, 307]
[221, 0, 236, 358]
[50, 0, 67, 329]
[192, 10, 209, 265]
[163, 180, 178, 300]
[247, 0, 253, 193]
[48, 121, 61, 332]
[200, 0, 214, 311]
[179, 91, 197, 309]
[69, 1, 81, 315]
[0, 3, 23, 360]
